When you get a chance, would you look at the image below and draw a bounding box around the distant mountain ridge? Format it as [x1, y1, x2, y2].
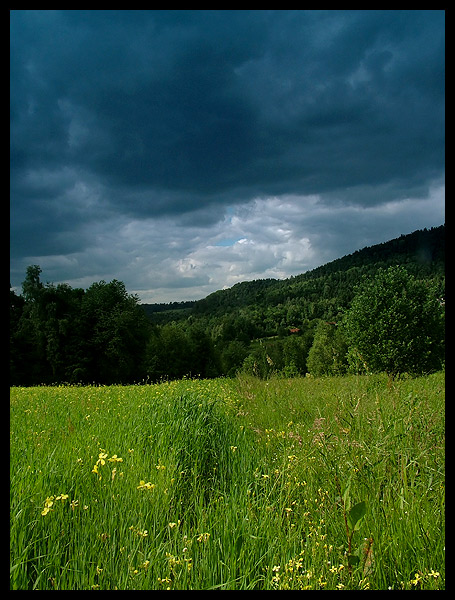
[300, 224, 445, 279]
[141, 224, 444, 324]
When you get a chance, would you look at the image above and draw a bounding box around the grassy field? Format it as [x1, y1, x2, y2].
[10, 372, 445, 590]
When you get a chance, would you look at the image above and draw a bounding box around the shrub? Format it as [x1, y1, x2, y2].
[342, 266, 444, 375]
[307, 320, 348, 376]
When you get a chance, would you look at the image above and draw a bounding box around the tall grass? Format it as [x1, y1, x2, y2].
[10, 372, 444, 590]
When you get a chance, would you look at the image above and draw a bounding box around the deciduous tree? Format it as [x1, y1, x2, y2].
[343, 266, 444, 375]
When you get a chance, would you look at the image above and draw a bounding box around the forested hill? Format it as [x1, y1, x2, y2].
[142, 224, 444, 325]
[11, 224, 444, 385]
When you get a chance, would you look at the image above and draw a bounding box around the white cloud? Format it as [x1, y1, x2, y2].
[13, 184, 444, 304]
[133, 186, 443, 302]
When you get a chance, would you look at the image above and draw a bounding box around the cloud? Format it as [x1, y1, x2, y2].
[157, 186, 443, 301]
[10, 10, 445, 300]
[11, 11, 444, 203]
[11, 182, 444, 302]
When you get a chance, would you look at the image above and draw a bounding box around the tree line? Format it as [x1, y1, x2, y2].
[11, 260, 444, 386]
[10, 266, 150, 385]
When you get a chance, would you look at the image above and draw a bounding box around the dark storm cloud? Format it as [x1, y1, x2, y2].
[11, 11, 264, 198]
[10, 10, 444, 299]
[11, 10, 444, 207]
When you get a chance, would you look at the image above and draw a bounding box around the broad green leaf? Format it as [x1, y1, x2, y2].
[348, 500, 366, 531]
[347, 554, 360, 567]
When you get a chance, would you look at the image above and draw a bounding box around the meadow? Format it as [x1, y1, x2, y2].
[10, 372, 445, 590]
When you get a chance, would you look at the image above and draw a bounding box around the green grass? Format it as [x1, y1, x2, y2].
[10, 372, 445, 590]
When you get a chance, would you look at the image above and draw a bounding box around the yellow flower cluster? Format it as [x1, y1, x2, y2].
[108, 454, 123, 463]
[41, 493, 69, 516]
[131, 560, 151, 575]
[408, 569, 441, 589]
[91, 449, 123, 480]
[168, 520, 181, 528]
[271, 552, 311, 590]
[129, 525, 148, 537]
[137, 480, 156, 491]
[164, 550, 193, 580]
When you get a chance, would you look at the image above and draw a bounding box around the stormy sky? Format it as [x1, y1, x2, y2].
[10, 10, 445, 302]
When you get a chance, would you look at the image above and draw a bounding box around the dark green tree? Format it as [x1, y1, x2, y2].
[79, 280, 150, 383]
[14, 266, 49, 383]
[220, 341, 249, 377]
[39, 283, 85, 382]
[21, 264, 43, 303]
[10, 286, 34, 385]
[187, 323, 220, 378]
[282, 330, 314, 376]
[342, 266, 444, 375]
[307, 320, 348, 376]
[12, 267, 85, 384]
[145, 323, 192, 381]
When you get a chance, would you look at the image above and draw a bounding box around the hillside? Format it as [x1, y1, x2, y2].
[11, 224, 444, 385]
[142, 224, 445, 326]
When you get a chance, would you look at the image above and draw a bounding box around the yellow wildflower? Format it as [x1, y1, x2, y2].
[135, 529, 148, 537]
[410, 572, 423, 586]
[157, 576, 172, 588]
[137, 480, 155, 491]
[41, 496, 54, 515]
[108, 454, 123, 463]
[129, 526, 148, 537]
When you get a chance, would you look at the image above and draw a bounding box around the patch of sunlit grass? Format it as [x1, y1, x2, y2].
[10, 372, 444, 590]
